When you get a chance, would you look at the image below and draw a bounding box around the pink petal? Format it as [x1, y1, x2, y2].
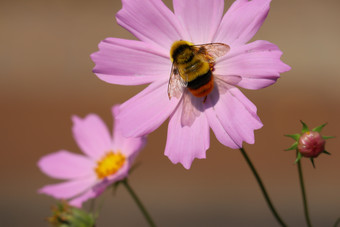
[205, 106, 239, 149]
[69, 165, 128, 207]
[91, 38, 171, 86]
[111, 105, 146, 158]
[116, 0, 189, 52]
[205, 80, 263, 148]
[38, 176, 97, 199]
[215, 40, 291, 89]
[213, 74, 242, 86]
[69, 188, 99, 208]
[213, 0, 271, 46]
[72, 114, 112, 160]
[173, 0, 224, 43]
[38, 150, 94, 180]
[117, 80, 180, 137]
[165, 99, 210, 169]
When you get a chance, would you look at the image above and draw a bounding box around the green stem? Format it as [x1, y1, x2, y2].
[239, 148, 287, 227]
[122, 179, 156, 227]
[297, 157, 312, 227]
[334, 218, 340, 227]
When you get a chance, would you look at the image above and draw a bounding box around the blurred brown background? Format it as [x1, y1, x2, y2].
[1, 0, 340, 226]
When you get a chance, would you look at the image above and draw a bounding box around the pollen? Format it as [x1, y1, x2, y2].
[95, 151, 126, 179]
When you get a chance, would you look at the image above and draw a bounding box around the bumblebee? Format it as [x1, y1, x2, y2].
[168, 40, 230, 100]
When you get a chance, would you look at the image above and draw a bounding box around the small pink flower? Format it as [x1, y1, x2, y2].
[91, 0, 290, 169]
[298, 131, 325, 158]
[38, 106, 146, 207]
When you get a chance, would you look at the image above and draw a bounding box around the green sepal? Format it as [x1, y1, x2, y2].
[323, 150, 331, 155]
[112, 179, 127, 195]
[49, 202, 96, 227]
[295, 152, 302, 163]
[312, 123, 327, 132]
[285, 141, 298, 151]
[300, 120, 309, 133]
[310, 158, 316, 168]
[112, 181, 121, 195]
[322, 136, 335, 140]
[68, 208, 96, 227]
[285, 134, 301, 141]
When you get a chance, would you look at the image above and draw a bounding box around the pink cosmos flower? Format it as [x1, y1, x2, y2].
[91, 0, 291, 169]
[38, 106, 146, 207]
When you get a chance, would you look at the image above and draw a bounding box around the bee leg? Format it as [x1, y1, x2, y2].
[203, 95, 207, 103]
[209, 62, 215, 72]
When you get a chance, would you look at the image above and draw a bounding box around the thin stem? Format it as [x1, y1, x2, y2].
[122, 179, 156, 227]
[297, 157, 312, 227]
[89, 198, 96, 213]
[334, 218, 340, 227]
[239, 148, 287, 227]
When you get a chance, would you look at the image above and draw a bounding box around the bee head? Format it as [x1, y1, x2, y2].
[170, 40, 194, 63]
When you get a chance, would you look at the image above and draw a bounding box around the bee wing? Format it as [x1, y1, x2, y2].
[168, 64, 185, 99]
[181, 90, 201, 127]
[196, 43, 230, 61]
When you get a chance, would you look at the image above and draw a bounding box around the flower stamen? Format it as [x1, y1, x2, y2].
[95, 151, 126, 179]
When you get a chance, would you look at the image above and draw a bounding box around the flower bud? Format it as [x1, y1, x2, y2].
[48, 201, 96, 227]
[297, 131, 325, 158]
[285, 121, 333, 166]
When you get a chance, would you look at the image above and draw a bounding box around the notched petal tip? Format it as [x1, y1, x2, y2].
[215, 40, 290, 90]
[71, 114, 103, 131]
[166, 152, 206, 170]
[115, 0, 185, 50]
[180, 160, 193, 170]
[214, 0, 271, 45]
[165, 101, 209, 169]
[281, 62, 292, 73]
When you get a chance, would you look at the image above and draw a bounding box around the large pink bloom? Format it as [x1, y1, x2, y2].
[91, 0, 290, 169]
[38, 106, 146, 207]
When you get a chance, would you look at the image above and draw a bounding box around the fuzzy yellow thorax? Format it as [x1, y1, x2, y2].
[170, 40, 194, 62]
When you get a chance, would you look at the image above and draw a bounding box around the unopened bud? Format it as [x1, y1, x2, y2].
[48, 201, 96, 227]
[297, 131, 325, 158]
[285, 121, 333, 166]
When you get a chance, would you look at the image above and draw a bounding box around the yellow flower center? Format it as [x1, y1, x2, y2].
[95, 151, 126, 179]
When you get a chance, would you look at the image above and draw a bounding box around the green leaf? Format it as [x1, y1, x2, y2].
[312, 123, 327, 132]
[310, 158, 316, 168]
[284, 142, 298, 151]
[295, 152, 302, 163]
[300, 120, 309, 133]
[285, 134, 301, 141]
